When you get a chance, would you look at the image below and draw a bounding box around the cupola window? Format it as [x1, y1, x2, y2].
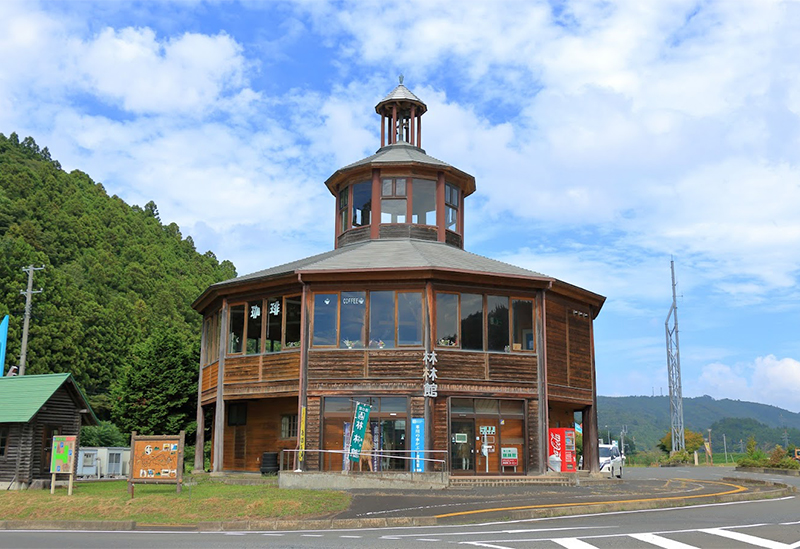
[351, 181, 372, 227]
[445, 183, 459, 231]
[411, 179, 436, 225]
[381, 178, 407, 223]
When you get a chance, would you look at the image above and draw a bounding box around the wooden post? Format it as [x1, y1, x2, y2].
[67, 473, 74, 496]
[50, 473, 55, 494]
[128, 431, 137, 499]
[213, 301, 228, 472]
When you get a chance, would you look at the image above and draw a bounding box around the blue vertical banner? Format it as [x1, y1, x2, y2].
[411, 417, 425, 472]
[0, 315, 8, 377]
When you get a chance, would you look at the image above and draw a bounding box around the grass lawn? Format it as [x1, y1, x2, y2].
[0, 476, 351, 525]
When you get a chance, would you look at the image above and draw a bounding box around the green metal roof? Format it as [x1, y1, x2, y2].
[0, 373, 98, 424]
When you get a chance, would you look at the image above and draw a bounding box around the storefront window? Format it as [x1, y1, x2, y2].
[487, 296, 509, 352]
[246, 300, 262, 355]
[411, 179, 436, 225]
[313, 293, 338, 346]
[436, 293, 458, 347]
[322, 397, 409, 472]
[512, 299, 534, 351]
[228, 304, 244, 354]
[461, 293, 483, 351]
[397, 292, 422, 346]
[340, 292, 366, 348]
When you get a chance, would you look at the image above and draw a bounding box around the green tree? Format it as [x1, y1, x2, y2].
[111, 330, 198, 438]
[658, 429, 706, 454]
[80, 420, 128, 447]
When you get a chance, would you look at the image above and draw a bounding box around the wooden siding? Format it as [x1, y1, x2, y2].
[225, 380, 298, 399]
[379, 224, 437, 241]
[568, 314, 592, 390]
[545, 295, 594, 405]
[545, 299, 568, 386]
[224, 356, 260, 384]
[308, 350, 364, 379]
[410, 396, 425, 418]
[444, 230, 462, 248]
[262, 352, 300, 381]
[366, 350, 420, 378]
[337, 225, 371, 247]
[488, 354, 537, 384]
[305, 396, 321, 471]
[221, 397, 297, 473]
[432, 398, 448, 472]
[201, 363, 218, 404]
[526, 398, 540, 473]
[435, 351, 485, 381]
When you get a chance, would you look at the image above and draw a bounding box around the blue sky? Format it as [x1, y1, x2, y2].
[2, 0, 799, 412]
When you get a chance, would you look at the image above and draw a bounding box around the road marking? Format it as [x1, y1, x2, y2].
[301, 533, 323, 537]
[435, 478, 749, 519]
[415, 538, 441, 542]
[461, 543, 514, 549]
[552, 538, 599, 548]
[629, 532, 698, 548]
[340, 535, 362, 538]
[701, 528, 791, 549]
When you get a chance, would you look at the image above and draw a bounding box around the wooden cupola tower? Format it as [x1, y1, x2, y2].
[325, 77, 476, 250]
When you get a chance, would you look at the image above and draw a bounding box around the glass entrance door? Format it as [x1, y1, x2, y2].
[450, 420, 474, 472]
[475, 418, 501, 474]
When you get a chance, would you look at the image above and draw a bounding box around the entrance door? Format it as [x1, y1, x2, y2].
[450, 420, 474, 473]
[475, 419, 500, 474]
[41, 426, 59, 475]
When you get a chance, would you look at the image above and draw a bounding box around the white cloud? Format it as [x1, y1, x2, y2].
[699, 355, 800, 413]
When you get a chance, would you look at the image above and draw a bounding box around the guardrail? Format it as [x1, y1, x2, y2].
[280, 448, 448, 474]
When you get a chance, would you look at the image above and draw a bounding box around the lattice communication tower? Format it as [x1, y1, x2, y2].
[665, 259, 685, 453]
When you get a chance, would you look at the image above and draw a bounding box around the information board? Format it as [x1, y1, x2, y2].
[50, 435, 77, 473]
[128, 431, 185, 495]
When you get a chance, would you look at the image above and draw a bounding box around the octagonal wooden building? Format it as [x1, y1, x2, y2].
[192, 80, 605, 476]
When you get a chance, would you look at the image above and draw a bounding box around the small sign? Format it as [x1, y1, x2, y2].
[454, 433, 468, 444]
[411, 418, 425, 472]
[501, 447, 518, 467]
[479, 425, 496, 435]
[50, 436, 76, 474]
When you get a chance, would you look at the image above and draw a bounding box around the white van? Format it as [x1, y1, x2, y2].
[599, 443, 623, 478]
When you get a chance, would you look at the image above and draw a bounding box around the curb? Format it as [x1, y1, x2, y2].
[0, 478, 793, 532]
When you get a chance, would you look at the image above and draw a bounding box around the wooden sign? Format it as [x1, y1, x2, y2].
[128, 431, 185, 496]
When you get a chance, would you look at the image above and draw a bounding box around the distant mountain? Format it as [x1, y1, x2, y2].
[597, 395, 800, 452]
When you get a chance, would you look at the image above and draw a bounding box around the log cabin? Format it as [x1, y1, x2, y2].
[192, 79, 605, 476]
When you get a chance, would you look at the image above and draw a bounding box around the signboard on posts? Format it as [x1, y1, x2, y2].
[347, 402, 371, 462]
[128, 431, 185, 497]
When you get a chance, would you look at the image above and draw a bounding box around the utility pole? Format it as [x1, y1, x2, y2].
[723, 433, 728, 463]
[18, 265, 44, 376]
[665, 258, 685, 453]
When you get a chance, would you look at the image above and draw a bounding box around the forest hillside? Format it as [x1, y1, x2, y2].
[598, 394, 800, 453]
[0, 133, 236, 429]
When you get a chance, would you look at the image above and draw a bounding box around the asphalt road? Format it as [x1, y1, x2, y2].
[2, 466, 798, 549]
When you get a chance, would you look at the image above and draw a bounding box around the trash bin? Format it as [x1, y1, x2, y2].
[548, 453, 562, 472]
[260, 452, 279, 474]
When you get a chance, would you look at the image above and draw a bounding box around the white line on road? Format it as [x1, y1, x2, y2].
[629, 532, 699, 548]
[700, 528, 791, 549]
[552, 537, 600, 548]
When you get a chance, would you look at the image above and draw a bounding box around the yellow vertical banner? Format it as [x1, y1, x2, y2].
[299, 406, 306, 463]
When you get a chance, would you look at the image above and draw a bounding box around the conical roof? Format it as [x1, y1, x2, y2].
[375, 76, 427, 114]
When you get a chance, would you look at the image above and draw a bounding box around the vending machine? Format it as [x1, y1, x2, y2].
[548, 428, 577, 472]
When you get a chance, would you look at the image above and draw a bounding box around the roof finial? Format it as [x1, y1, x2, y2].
[399, 74, 404, 85]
